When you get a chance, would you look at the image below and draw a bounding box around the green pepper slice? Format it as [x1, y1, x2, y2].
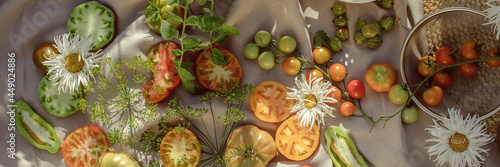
[325, 126, 368, 167]
[14, 100, 61, 153]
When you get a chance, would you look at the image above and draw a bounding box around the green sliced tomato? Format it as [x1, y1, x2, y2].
[325, 126, 368, 167]
[38, 75, 82, 117]
[224, 125, 277, 167]
[14, 100, 61, 153]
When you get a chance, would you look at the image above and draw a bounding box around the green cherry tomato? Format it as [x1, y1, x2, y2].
[388, 84, 409, 105]
[278, 36, 297, 54]
[313, 46, 332, 64]
[401, 106, 418, 124]
[254, 30, 272, 47]
[258, 51, 275, 69]
[244, 43, 260, 59]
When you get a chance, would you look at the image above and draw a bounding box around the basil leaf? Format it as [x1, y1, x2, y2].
[161, 20, 178, 40]
[216, 24, 240, 36]
[171, 49, 182, 56]
[183, 38, 202, 50]
[196, 45, 210, 50]
[198, 0, 207, 5]
[213, 35, 228, 45]
[173, 59, 196, 94]
[211, 48, 227, 66]
[186, 0, 193, 4]
[313, 30, 330, 49]
[164, 11, 183, 25]
[203, 8, 211, 13]
[198, 15, 224, 32]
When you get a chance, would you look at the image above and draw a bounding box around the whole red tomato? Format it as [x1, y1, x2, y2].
[423, 86, 444, 106]
[435, 46, 454, 66]
[461, 40, 479, 60]
[432, 71, 452, 88]
[364, 63, 397, 92]
[486, 48, 500, 67]
[347, 80, 365, 99]
[459, 60, 479, 77]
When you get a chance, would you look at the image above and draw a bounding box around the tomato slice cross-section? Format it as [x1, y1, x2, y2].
[196, 46, 243, 91]
[275, 116, 320, 161]
[159, 127, 201, 167]
[250, 81, 294, 123]
[62, 125, 108, 167]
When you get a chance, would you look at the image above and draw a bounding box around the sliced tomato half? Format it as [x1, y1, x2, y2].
[196, 46, 243, 91]
[275, 116, 320, 161]
[250, 81, 294, 123]
[62, 125, 108, 167]
[142, 41, 181, 103]
[160, 127, 201, 167]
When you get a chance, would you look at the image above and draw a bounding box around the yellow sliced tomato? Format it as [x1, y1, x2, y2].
[196, 46, 243, 91]
[224, 125, 277, 167]
[159, 127, 201, 167]
[250, 81, 294, 123]
[275, 116, 320, 161]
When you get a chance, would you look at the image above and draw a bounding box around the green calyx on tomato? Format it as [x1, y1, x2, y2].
[365, 63, 397, 93]
[14, 100, 61, 153]
[325, 126, 368, 167]
[144, 0, 185, 34]
[224, 125, 277, 167]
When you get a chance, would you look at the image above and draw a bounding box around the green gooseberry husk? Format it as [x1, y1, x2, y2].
[336, 28, 349, 41]
[332, 3, 346, 16]
[380, 16, 395, 31]
[367, 36, 382, 49]
[362, 23, 379, 38]
[354, 32, 367, 45]
[376, 0, 393, 9]
[330, 38, 343, 52]
[334, 16, 349, 28]
[355, 19, 366, 32]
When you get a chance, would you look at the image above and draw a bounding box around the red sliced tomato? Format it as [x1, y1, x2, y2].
[142, 41, 181, 103]
[62, 125, 108, 167]
[196, 46, 243, 91]
[250, 81, 294, 123]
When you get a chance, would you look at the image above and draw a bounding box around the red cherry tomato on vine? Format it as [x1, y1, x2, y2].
[486, 48, 500, 67]
[282, 57, 301, 75]
[347, 80, 365, 99]
[340, 102, 355, 116]
[435, 46, 454, 66]
[461, 40, 479, 60]
[423, 86, 444, 106]
[459, 61, 479, 77]
[417, 55, 436, 77]
[432, 71, 452, 88]
[329, 63, 346, 82]
[306, 69, 324, 82]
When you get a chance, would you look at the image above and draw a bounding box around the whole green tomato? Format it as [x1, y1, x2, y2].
[388, 84, 409, 105]
[258, 51, 275, 69]
[401, 106, 418, 123]
[254, 30, 272, 47]
[278, 36, 297, 54]
[145, 0, 184, 34]
[244, 43, 260, 59]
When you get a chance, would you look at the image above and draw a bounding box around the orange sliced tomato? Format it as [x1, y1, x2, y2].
[159, 127, 201, 167]
[275, 116, 320, 161]
[250, 81, 294, 123]
[62, 125, 108, 167]
[196, 46, 243, 91]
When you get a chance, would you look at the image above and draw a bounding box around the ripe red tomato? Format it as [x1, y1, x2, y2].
[347, 80, 365, 99]
[313, 46, 332, 64]
[459, 61, 479, 77]
[306, 69, 324, 82]
[365, 63, 397, 92]
[422, 86, 444, 106]
[196, 46, 243, 90]
[417, 55, 436, 77]
[282, 57, 301, 75]
[62, 125, 108, 167]
[461, 40, 479, 60]
[486, 48, 500, 67]
[329, 63, 346, 82]
[435, 46, 454, 66]
[340, 102, 355, 116]
[432, 71, 452, 88]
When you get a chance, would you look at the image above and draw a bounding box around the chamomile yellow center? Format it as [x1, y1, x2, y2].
[449, 133, 469, 152]
[304, 94, 317, 109]
[65, 54, 84, 73]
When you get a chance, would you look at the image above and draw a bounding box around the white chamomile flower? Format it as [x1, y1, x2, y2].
[484, 0, 500, 39]
[426, 108, 493, 167]
[43, 33, 103, 93]
[286, 74, 337, 129]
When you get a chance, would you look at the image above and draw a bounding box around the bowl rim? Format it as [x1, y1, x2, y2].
[399, 7, 500, 120]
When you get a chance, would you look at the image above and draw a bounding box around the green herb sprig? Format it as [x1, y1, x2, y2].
[79, 55, 160, 147]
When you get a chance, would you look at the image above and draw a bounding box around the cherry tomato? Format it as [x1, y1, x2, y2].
[326, 85, 342, 105]
[422, 86, 444, 106]
[313, 46, 332, 64]
[461, 40, 479, 60]
[401, 106, 418, 124]
[364, 63, 397, 92]
[347, 80, 365, 99]
[432, 70, 452, 88]
[258, 51, 275, 70]
[282, 57, 301, 75]
[254, 30, 272, 47]
[340, 102, 355, 116]
[486, 48, 500, 67]
[196, 46, 243, 90]
[459, 61, 479, 77]
[33, 42, 59, 73]
[417, 55, 436, 77]
[435, 46, 454, 66]
[275, 116, 320, 161]
[388, 84, 409, 105]
[306, 69, 324, 82]
[329, 63, 346, 82]
[278, 36, 297, 54]
[243, 43, 259, 60]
